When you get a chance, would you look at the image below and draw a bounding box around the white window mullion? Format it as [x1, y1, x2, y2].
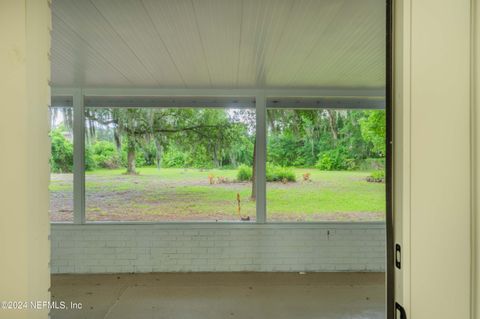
[73, 89, 85, 224]
[255, 94, 267, 223]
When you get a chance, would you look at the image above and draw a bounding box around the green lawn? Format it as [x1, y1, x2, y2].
[49, 167, 385, 222]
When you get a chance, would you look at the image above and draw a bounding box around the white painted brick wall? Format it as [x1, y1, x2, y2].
[50, 223, 386, 274]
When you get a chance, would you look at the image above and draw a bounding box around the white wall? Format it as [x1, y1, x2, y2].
[51, 223, 386, 274]
[474, 0, 480, 317]
[0, 1, 51, 319]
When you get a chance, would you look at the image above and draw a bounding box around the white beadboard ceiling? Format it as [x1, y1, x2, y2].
[51, 0, 386, 91]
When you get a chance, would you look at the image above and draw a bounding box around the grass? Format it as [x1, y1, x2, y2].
[50, 167, 385, 222]
[86, 167, 239, 179]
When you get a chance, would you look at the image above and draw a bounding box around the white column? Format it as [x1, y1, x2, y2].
[0, 1, 51, 318]
[255, 94, 267, 223]
[73, 89, 86, 224]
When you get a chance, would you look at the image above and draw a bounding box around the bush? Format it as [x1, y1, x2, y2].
[267, 133, 301, 166]
[358, 158, 385, 171]
[162, 145, 214, 169]
[139, 141, 158, 167]
[237, 164, 253, 181]
[316, 153, 334, 171]
[360, 110, 386, 156]
[366, 170, 385, 183]
[84, 146, 96, 171]
[266, 163, 296, 182]
[50, 129, 73, 173]
[185, 147, 213, 169]
[315, 148, 356, 171]
[162, 147, 188, 168]
[235, 164, 296, 182]
[91, 141, 121, 169]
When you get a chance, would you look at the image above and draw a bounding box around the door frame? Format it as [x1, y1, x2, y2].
[386, 0, 395, 318]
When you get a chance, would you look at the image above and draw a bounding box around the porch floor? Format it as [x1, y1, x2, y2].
[50, 272, 385, 319]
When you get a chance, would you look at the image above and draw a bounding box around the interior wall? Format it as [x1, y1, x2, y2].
[474, 0, 480, 317]
[394, 0, 473, 318]
[0, 1, 51, 318]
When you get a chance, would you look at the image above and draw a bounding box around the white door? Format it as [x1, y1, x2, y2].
[392, 1, 473, 319]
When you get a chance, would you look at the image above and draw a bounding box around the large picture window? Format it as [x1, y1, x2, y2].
[84, 107, 256, 222]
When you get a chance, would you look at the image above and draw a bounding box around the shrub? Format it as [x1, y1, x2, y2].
[208, 174, 215, 184]
[366, 170, 385, 183]
[316, 153, 334, 171]
[315, 148, 356, 171]
[267, 133, 301, 166]
[187, 151, 213, 169]
[236, 164, 252, 181]
[162, 147, 188, 168]
[266, 163, 296, 182]
[50, 129, 73, 173]
[139, 141, 158, 166]
[359, 110, 386, 156]
[84, 146, 96, 171]
[236, 164, 296, 182]
[91, 141, 121, 169]
[358, 158, 385, 171]
[162, 145, 216, 169]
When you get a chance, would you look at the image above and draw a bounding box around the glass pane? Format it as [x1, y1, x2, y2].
[266, 109, 386, 222]
[49, 107, 74, 222]
[84, 107, 256, 222]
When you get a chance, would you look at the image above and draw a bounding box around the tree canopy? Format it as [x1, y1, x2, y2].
[50, 107, 386, 175]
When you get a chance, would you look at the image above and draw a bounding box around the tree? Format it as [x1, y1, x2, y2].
[85, 108, 251, 174]
[50, 127, 73, 173]
[359, 111, 386, 156]
[51, 106, 387, 182]
[326, 110, 338, 142]
[50, 107, 73, 131]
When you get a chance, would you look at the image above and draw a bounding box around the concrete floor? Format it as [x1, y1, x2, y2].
[50, 272, 385, 319]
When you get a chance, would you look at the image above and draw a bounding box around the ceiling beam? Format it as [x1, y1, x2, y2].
[52, 87, 385, 98]
[51, 87, 386, 110]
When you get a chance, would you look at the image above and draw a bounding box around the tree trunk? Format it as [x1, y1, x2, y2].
[326, 110, 338, 142]
[126, 138, 137, 175]
[311, 139, 315, 159]
[268, 110, 277, 133]
[114, 128, 122, 153]
[154, 138, 163, 170]
[213, 145, 219, 168]
[251, 138, 256, 200]
[230, 154, 237, 167]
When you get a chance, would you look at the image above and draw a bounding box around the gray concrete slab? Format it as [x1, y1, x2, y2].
[50, 272, 385, 319]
